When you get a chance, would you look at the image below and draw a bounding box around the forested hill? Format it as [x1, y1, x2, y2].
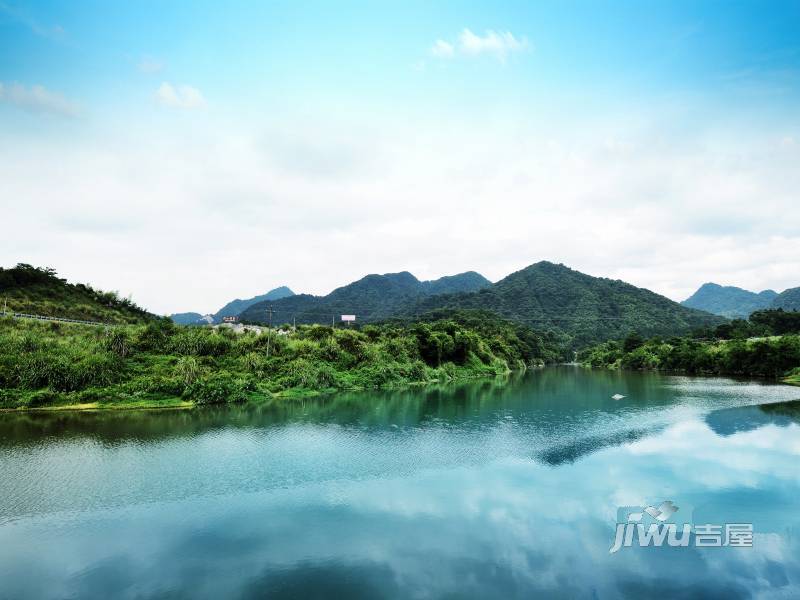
[405, 262, 725, 348]
[681, 282, 778, 318]
[0, 264, 154, 324]
[239, 271, 490, 324]
[212, 286, 295, 322]
[170, 287, 295, 325]
[421, 272, 490, 295]
[169, 312, 208, 326]
[771, 287, 800, 311]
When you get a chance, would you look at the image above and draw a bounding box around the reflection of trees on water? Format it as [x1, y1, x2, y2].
[705, 400, 800, 437]
[2, 368, 794, 458]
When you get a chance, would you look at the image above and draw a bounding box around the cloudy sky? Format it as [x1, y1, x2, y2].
[1, 1, 799, 315]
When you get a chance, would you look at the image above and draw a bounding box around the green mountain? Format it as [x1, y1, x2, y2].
[169, 312, 209, 325]
[681, 283, 778, 318]
[239, 271, 490, 325]
[421, 271, 491, 295]
[406, 262, 725, 348]
[771, 287, 800, 311]
[212, 286, 295, 322]
[0, 264, 153, 324]
[169, 286, 295, 325]
[239, 262, 722, 348]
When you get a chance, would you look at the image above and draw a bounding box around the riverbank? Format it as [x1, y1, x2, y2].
[578, 334, 800, 382]
[784, 370, 800, 386]
[0, 313, 557, 411]
[0, 373, 518, 413]
[6, 378, 519, 413]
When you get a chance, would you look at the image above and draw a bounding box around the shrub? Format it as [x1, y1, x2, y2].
[170, 329, 232, 356]
[335, 330, 370, 362]
[135, 318, 175, 352]
[281, 358, 339, 389]
[14, 349, 122, 392]
[174, 356, 202, 385]
[104, 328, 131, 357]
[183, 372, 249, 404]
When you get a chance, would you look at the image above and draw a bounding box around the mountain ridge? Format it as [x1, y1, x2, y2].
[681, 282, 778, 318]
[405, 261, 724, 347]
[170, 286, 296, 324]
[239, 271, 491, 324]
[239, 261, 723, 347]
[771, 287, 800, 311]
[212, 286, 295, 322]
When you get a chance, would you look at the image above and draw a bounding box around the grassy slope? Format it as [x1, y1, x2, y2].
[1, 264, 154, 324]
[0, 314, 557, 410]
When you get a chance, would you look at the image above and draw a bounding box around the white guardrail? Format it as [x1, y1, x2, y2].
[0, 311, 109, 326]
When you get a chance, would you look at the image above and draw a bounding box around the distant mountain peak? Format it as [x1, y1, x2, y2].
[771, 286, 800, 311]
[170, 286, 296, 325]
[682, 282, 778, 318]
[408, 261, 724, 348]
[364, 271, 420, 285]
[212, 286, 295, 322]
[239, 269, 491, 324]
[233, 261, 726, 349]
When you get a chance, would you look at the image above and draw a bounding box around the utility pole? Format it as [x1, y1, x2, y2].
[292, 316, 296, 333]
[266, 306, 274, 357]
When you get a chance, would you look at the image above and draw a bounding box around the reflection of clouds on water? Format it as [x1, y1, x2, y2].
[705, 401, 800, 437]
[2, 370, 800, 598]
[628, 421, 800, 480]
[1, 417, 799, 598]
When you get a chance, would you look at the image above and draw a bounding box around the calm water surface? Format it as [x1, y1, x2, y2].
[1, 367, 799, 599]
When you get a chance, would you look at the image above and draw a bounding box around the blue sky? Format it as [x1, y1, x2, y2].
[1, 1, 799, 313]
[4, 1, 800, 119]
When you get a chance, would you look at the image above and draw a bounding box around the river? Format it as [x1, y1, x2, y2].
[1, 367, 799, 598]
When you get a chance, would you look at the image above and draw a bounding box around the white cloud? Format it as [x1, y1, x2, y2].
[155, 82, 206, 110]
[431, 29, 529, 62]
[1, 106, 799, 315]
[430, 39, 455, 59]
[0, 82, 79, 117]
[138, 56, 164, 74]
[458, 28, 528, 60]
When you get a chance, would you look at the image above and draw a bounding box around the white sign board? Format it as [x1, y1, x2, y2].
[341, 315, 356, 322]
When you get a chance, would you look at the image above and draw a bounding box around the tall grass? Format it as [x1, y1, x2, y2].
[0, 315, 547, 409]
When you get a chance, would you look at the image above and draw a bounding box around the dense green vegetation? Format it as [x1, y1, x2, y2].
[692, 308, 800, 339]
[407, 262, 725, 348]
[239, 271, 490, 324]
[772, 286, 800, 311]
[0, 311, 559, 410]
[0, 264, 153, 324]
[411, 309, 567, 363]
[579, 309, 800, 381]
[218, 263, 728, 350]
[681, 282, 777, 318]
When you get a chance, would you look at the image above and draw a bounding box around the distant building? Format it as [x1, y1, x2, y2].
[222, 316, 239, 323]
